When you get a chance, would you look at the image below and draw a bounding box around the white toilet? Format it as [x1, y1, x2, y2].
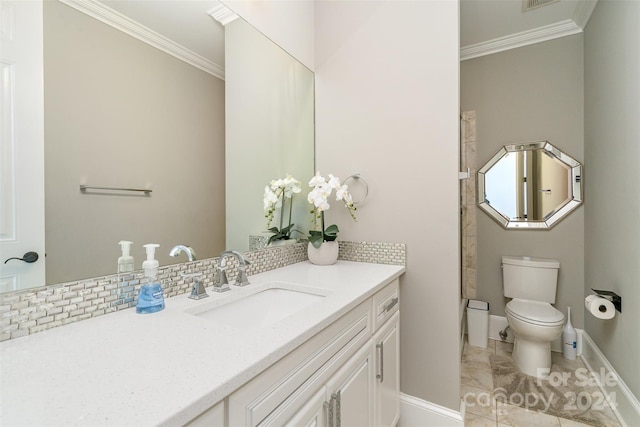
[502, 256, 565, 378]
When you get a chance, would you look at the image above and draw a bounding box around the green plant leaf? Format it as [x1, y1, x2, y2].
[308, 232, 324, 248]
[267, 233, 284, 245]
[324, 224, 339, 241]
[267, 222, 298, 245]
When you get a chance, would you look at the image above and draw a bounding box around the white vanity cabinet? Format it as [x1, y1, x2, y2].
[284, 343, 375, 427]
[323, 343, 376, 426]
[374, 311, 400, 427]
[0, 262, 405, 427]
[226, 278, 400, 427]
[283, 386, 328, 427]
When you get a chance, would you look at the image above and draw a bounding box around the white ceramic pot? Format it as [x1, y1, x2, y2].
[307, 241, 339, 265]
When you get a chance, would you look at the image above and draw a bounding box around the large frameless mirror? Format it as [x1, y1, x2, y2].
[477, 141, 582, 229]
[0, 1, 316, 292]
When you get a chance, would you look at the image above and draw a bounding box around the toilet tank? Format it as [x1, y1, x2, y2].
[502, 256, 560, 303]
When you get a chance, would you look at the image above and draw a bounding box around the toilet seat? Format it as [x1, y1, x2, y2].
[506, 299, 564, 326]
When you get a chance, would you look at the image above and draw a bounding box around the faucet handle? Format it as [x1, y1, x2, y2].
[214, 267, 228, 286]
[236, 267, 250, 287]
[212, 260, 230, 292]
[183, 272, 209, 300]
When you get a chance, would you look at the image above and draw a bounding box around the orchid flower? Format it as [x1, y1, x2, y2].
[263, 175, 302, 244]
[307, 172, 357, 248]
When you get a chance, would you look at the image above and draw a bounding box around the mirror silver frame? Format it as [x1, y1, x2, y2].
[477, 141, 583, 229]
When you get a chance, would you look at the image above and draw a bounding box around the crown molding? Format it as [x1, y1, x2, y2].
[460, 19, 582, 61]
[58, 0, 225, 80]
[207, 2, 238, 26]
[573, 0, 598, 30]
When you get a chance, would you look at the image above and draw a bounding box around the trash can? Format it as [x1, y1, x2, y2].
[467, 299, 489, 348]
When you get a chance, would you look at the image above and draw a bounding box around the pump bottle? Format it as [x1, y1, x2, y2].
[117, 240, 134, 273]
[136, 244, 165, 314]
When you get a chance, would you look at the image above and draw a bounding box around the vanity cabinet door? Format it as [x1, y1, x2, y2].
[374, 311, 400, 427]
[325, 343, 375, 426]
[233, 300, 372, 427]
[283, 387, 328, 427]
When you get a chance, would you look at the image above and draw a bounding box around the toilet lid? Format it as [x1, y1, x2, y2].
[506, 299, 564, 325]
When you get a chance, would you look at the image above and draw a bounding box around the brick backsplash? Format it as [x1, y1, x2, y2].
[0, 241, 405, 342]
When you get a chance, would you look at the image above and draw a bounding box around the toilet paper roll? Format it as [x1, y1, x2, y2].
[585, 295, 615, 319]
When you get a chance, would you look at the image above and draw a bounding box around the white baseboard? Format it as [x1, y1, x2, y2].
[399, 393, 464, 427]
[580, 332, 640, 427]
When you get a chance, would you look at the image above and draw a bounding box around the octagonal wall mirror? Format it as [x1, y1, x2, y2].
[477, 141, 583, 229]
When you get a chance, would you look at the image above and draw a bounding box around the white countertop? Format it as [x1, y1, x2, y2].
[0, 261, 404, 426]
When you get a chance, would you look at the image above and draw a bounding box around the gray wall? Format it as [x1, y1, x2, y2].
[44, 1, 225, 284]
[584, 0, 640, 399]
[314, 1, 461, 410]
[461, 35, 586, 327]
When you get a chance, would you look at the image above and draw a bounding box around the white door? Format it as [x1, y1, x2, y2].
[326, 344, 374, 427]
[375, 312, 400, 427]
[284, 387, 328, 427]
[0, 0, 46, 292]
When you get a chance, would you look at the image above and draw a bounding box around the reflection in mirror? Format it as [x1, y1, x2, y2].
[43, 0, 225, 286]
[478, 141, 582, 229]
[224, 17, 314, 252]
[12, 0, 315, 291]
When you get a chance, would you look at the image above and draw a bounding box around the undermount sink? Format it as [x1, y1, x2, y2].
[186, 283, 329, 330]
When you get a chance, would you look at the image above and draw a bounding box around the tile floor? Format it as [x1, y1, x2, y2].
[461, 338, 622, 427]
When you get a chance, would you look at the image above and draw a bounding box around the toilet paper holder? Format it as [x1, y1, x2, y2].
[591, 289, 622, 313]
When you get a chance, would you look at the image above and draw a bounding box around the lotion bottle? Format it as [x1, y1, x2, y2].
[562, 306, 577, 360]
[136, 244, 165, 314]
[117, 240, 134, 273]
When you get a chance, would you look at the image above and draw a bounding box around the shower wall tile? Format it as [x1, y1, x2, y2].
[462, 110, 476, 143]
[461, 111, 478, 300]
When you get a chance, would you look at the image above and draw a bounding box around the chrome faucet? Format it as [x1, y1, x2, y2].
[216, 250, 251, 287]
[169, 245, 196, 262]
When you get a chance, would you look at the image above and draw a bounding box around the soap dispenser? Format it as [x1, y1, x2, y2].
[136, 243, 165, 314]
[117, 240, 134, 273]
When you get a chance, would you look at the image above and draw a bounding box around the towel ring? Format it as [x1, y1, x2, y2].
[344, 174, 368, 205]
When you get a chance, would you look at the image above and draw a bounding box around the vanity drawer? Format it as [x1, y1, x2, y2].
[228, 299, 371, 427]
[373, 279, 399, 331]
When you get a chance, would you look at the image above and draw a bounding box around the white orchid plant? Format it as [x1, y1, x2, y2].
[307, 172, 357, 248]
[263, 175, 302, 245]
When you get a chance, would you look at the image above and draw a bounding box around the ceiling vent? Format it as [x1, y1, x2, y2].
[522, 0, 560, 12]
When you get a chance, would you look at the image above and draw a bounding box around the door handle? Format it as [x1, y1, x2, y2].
[376, 342, 384, 382]
[334, 390, 341, 427]
[4, 251, 39, 264]
[384, 297, 398, 312]
[326, 391, 341, 427]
